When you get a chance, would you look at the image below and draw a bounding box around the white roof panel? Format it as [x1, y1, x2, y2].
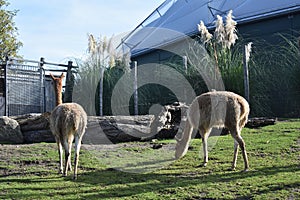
[122, 0, 300, 56]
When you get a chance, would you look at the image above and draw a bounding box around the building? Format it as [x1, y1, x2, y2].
[119, 0, 300, 117]
[121, 0, 300, 64]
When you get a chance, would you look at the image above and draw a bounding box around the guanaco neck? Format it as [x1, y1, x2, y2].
[54, 85, 63, 106]
[50, 73, 65, 106]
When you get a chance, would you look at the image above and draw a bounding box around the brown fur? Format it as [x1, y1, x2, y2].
[175, 91, 250, 171]
[50, 73, 65, 106]
[49, 73, 87, 180]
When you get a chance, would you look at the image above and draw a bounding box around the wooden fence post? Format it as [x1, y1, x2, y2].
[39, 57, 45, 67]
[64, 61, 74, 103]
[39, 58, 45, 113]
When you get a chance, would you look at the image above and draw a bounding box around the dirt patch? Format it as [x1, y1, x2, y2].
[0, 144, 57, 177]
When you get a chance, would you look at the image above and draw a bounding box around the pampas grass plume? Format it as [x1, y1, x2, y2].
[245, 42, 253, 62]
[198, 20, 212, 44]
[214, 15, 226, 46]
[88, 34, 96, 54]
[225, 10, 238, 49]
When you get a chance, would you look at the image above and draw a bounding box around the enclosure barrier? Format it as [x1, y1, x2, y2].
[0, 57, 77, 116]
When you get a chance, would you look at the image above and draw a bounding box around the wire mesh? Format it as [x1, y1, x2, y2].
[5, 63, 45, 116]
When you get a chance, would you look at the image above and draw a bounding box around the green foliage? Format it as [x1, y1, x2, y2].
[0, 0, 22, 62]
[196, 10, 244, 95]
[100, 66, 126, 115]
[249, 34, 300, 117]
[73, 58, 127, 116]
[0, 120, 299, 199]
[131, 83, 177, 115]
[192, 18, 300, 117]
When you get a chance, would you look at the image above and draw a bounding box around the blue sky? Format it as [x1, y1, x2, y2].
[8, 0, 164, 62]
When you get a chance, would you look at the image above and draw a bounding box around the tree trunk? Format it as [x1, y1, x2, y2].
[12, 113, 155, 144]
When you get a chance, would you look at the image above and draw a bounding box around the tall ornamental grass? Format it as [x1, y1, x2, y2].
[249, 34, 300, 117]
[192, 11, 300, 117]
[73, 34, 130, 116]
[196, 10, 248, 95]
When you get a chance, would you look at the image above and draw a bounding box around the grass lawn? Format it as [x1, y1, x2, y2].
[0, 119, 299, 199]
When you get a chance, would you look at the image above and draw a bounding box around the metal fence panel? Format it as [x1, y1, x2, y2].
[5, 62, 45, 116]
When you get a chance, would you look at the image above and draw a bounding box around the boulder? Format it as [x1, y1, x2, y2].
[12, 112, 51, 132]
[22, 130, 54, 143]
[12, 112, 55, 143]
[0, 116, 23, 144]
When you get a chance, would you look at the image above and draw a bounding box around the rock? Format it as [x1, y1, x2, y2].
[22, 130, 54, 143]
[12, 112, 55, 143]
[152, 143, 163, 149]
[0, 116, 23, 144]
[12, 112, 51, 132]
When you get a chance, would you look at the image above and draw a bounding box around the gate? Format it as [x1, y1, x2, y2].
[4, 59, 45, 116]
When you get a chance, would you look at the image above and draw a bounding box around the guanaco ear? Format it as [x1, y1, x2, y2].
[60, 73, 65, 79]
[49, 73, 55, 80]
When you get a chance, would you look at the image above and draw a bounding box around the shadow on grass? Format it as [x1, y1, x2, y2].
[77, 164, 299, 199]
[0, 163, 298, 199]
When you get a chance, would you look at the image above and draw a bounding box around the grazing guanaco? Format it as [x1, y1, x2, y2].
[175, 91, 250, 171]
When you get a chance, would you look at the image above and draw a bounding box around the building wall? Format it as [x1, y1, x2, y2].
[238, 11, 300, 43]
[131, 40, 189, 65]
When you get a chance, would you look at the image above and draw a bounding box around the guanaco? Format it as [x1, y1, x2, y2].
[49, 73, 87, 179]
[175, 91, 249, 171]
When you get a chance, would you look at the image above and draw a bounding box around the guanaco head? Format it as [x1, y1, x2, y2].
[174, 132, 185, 159]
[50, 73, 65, 105]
